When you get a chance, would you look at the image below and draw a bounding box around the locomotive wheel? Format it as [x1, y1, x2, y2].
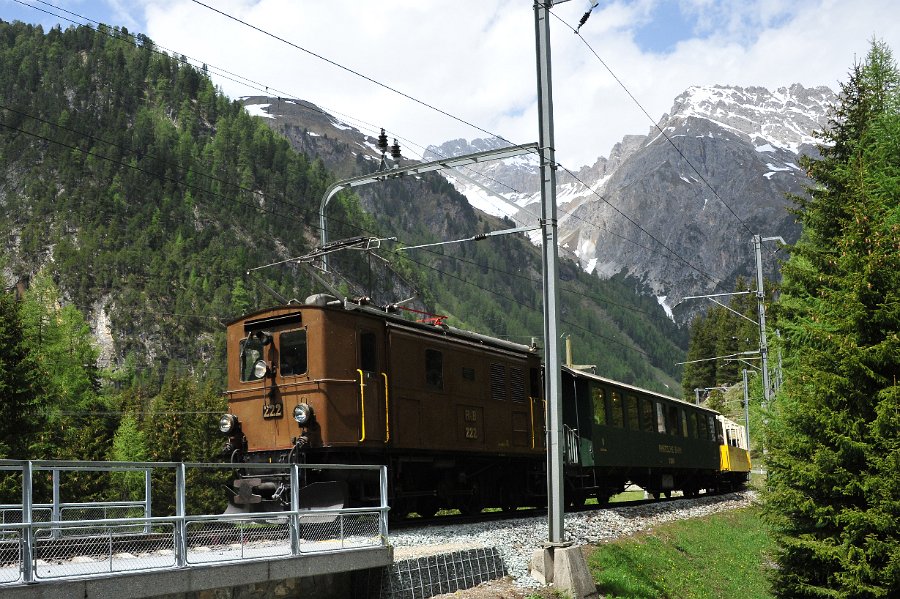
[416, 497, 440, 519]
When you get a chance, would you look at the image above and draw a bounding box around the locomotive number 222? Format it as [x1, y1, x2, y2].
[262, 403, 283, 419]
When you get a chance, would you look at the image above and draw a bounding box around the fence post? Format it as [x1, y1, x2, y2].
[144, 468, 152, 534]
[22, 461, 34, 583]
[379, 465, 389, 542]
[51, 468, 61, 540]
[174, 463, 186, 567]
[290, 464, 300, 555]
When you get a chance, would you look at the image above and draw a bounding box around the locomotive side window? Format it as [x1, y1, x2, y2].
[690, 412, 699, 438]
[640, 398, 655, 433]
[610, 391, 624, 428]
[681, 410, 689, 437]
[710, 416, 719, 442]
[530, 368, 541, 399]
[626, 395, 639, 430]
[591, 385, 606, 425]
[279, 329, 308, 377]
[490, 363, 507, 401]
[510, 367, 526, 402]
[360, 331, 377, 373]
[656, 402, 667, 434]
[240, 336, 265, 382]
[425, 349, 443, 390]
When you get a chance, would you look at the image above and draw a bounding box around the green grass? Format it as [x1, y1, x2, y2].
[587, 506, 774, 599]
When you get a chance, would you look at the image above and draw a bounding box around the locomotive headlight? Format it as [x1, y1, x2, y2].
[253, 359, 269, 379]
[293, 403, 313, 425]
[219, 413, 238, 434]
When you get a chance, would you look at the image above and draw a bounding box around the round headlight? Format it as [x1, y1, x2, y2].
[219, 413, 238, 434]
[293, 404, 313, 425]
[253, 359, 268, 379]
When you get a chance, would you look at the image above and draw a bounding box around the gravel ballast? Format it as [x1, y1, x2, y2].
[390, 490, 758, 589]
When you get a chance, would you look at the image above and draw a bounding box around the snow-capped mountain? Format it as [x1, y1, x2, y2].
[426, 84, 836, 320]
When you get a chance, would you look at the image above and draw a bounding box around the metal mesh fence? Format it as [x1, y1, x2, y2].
[0, 531, 21, 583]
[185, 519, 291, 564]
[378, 548, 507, 599]
[31, 522, 176, 580]
[1, 461, 389, 588]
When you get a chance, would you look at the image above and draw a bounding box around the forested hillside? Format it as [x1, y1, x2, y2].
[0, 20, 686, 473]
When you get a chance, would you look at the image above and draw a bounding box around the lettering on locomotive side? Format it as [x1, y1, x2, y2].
[464, 408, 478, 422]
[658, 444, 682, 455]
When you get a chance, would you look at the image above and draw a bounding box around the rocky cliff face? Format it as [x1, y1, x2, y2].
[426, 84, 836, 321]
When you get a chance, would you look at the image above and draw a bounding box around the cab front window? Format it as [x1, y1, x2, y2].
[280, 329, 308, 377]
[240, 335, 266, 382]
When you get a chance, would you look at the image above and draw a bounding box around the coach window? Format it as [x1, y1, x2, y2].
[656, 402, 667, 434]
[610, 391, 624, 428]
[626, 395, 639, 430]
[640, 398, 655, 433]
[667, 405, 679, 436]
[697, 414, 708, 440]
[359, 331, 376, 373]
[425, 349, 443, 390]
[591, 385, 606, 425]
[280, 329, 308, 377]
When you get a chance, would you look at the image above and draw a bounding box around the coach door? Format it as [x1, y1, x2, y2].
[357, 328, 387, 444]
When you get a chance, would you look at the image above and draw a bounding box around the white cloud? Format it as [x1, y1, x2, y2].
[123, 0, 900, 168]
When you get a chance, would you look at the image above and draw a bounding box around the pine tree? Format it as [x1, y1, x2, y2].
[765, 40, 900, 598]
[0, 291, 42, 460]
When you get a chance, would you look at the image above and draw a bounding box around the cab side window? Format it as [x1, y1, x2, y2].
[425, 349, 443, 390]
[360, 331, 376, 373]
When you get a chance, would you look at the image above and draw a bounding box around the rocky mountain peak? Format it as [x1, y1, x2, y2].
[660, 84, 835, 153]
[428, 83, 838, 322]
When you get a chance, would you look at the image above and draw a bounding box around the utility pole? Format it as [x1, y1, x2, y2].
[534, 0, 565, 546]
[742, 368, 751, 448]
[752, 234, 784, 406]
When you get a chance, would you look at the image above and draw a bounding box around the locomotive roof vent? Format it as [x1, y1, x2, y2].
[305, 293, 339, 306]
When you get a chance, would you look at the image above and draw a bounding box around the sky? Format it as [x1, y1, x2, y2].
[4, 0, 900, 168]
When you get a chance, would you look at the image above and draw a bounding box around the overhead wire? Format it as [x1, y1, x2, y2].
[548, 7, 771, 258]
[5, 3, 694, 340]
[14, 0, 731, 293]
[181, 0, 732, 287]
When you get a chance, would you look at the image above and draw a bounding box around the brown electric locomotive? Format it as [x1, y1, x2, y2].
[220, 294, 546, 516]
[219, 294, 750, 516]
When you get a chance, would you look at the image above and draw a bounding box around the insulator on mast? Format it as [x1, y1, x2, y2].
[391, 139, 402, 161]
[377, 128, 389, 154]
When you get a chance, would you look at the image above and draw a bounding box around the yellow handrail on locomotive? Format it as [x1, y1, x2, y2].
[357, 369, 366, 442]
[529, 396, 537, 449]
[382, 372, 390, 443]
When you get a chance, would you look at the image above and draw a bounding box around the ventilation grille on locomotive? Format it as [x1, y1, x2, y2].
[510, 367, 526, 402]
[490, 363, 506, 401]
